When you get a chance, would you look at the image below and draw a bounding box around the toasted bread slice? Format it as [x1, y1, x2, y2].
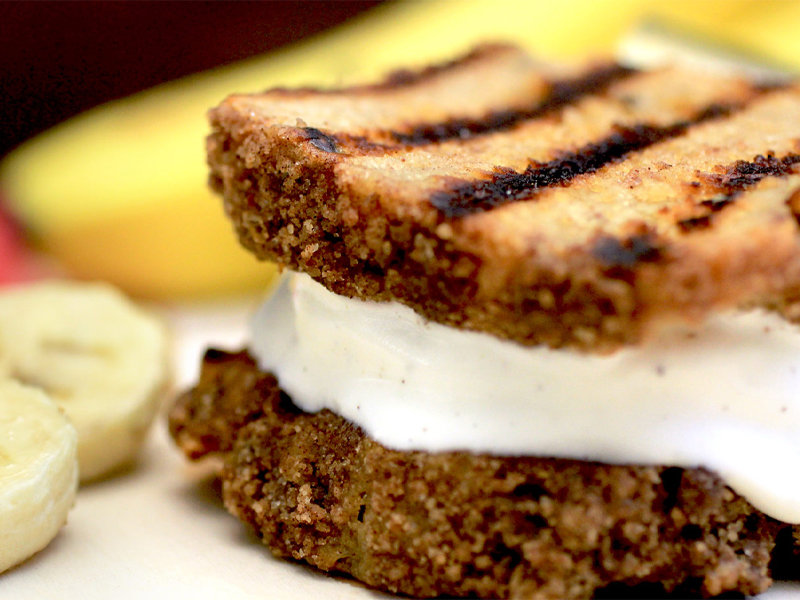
[170, 350, 800, 599]
[208, 44, 800, 351]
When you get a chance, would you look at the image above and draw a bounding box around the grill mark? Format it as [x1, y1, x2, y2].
[702, 152, 800, 191]
[298, 127, 390, 157]
[391, 64, 637, 146]
[593, 233, 663, 269]
[301, 127, 339, 153]
[381, 44, 514, 89]
[269, 44, 519, 97]
[677, 152, 800, 232]
[676, 215, 712, 231]
[592, 232, 665, 283]
[430, 103, 737, 218]
[676, 194, 733, 231]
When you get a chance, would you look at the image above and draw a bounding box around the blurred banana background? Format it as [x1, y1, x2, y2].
[1, 0, 799, 300]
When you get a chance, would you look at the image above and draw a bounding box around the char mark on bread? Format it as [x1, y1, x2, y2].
[268, 44, 521, 96]
[391, 63, 637, 146]
[677, 151, 800, 231]
[593, 233, 663, 269]
[429, 103, 742, 218]
[704, 151, 800, 191]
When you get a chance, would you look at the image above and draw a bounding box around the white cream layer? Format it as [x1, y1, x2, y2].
[251, 272, 800, 523]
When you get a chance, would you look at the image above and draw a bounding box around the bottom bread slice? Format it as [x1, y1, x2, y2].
[169, 349, 800, 599]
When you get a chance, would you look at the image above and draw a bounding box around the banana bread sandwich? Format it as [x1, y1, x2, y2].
[170, 44, 800, 598]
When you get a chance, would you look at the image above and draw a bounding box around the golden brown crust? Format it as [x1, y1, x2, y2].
[169, 350, 800, 599]
[208, 44, 800, 351]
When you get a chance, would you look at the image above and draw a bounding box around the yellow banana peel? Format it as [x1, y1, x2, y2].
[1, 0, 798, 299]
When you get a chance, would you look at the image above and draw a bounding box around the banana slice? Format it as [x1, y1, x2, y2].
[0, 281, 167, 482]
[0, 380, 78, 572]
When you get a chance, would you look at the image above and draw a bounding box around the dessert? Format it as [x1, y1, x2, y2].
[170, 44, 800, 597]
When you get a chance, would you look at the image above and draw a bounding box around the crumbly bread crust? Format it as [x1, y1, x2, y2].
[208, 44, 800, 351]
[169, 350, 800, 599]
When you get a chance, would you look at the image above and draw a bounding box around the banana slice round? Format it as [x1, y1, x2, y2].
[0, 380, 78, 573]
[0, 281, 168, 482]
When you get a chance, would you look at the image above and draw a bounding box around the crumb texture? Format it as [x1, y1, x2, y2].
[169, 350, 800, 599]
[208, 44, 800, 351]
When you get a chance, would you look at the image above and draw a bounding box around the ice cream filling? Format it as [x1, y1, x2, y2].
[251, 272, 800, 523]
